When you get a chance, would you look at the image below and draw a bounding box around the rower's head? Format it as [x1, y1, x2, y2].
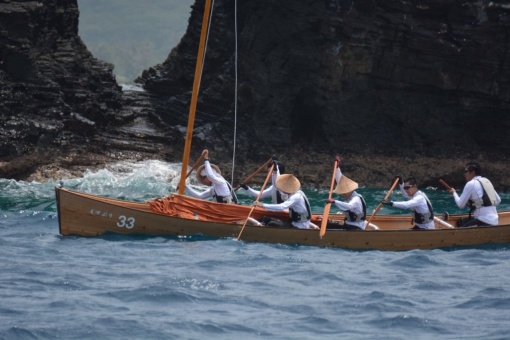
[464, 161, 480, 181]
[196, 164, 221, 186]
[333, 175, 358, 200]
[275, 174, 300, 195]
[403, 176, 418, 195]
[340, 192, 353, 200]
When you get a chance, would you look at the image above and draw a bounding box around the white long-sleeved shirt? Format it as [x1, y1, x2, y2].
[185, 185, 215, 200]
[185, 160, 231, 201]
[392, 184, 435, 229]
[335, 167, 342, 183]
[245, 166, 280, 203]
[331, 191, 365, 230]
[453, 176, 501, 225]
[261, 190, 311, 229]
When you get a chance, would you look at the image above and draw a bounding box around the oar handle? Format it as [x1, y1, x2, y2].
[384, 177, 400, 201]
[439, 179, 452, 191]
[320, 159, 339, 237]
[186, 153, 206, 179]
[234, 158, 273, 191]
[237, 163, 275, 240]
[175, 153, 205, 192]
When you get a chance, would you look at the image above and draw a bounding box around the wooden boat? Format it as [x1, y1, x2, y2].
[55, 186, 510, 251]
[54, 0, 510, 251]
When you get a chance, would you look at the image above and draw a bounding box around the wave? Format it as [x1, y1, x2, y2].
[1, 159, 509, 215]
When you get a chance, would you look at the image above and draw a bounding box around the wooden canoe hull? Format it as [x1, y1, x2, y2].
[55, 187, 510, 251]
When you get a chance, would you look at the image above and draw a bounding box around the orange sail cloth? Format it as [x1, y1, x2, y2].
[148, 194, 289, 223]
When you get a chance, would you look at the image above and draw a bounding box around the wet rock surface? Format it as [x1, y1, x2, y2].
[0, 0, 509, 192]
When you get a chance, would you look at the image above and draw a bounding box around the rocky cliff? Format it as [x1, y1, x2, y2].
[0, 0, 171, 180]
[1, 0, 509, 191]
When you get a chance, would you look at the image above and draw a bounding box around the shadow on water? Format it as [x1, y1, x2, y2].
[439, 243, 510, 252]
[59, 232, 510, 252]
[59, 232, 346, 251]
[93, 232, 224, 243]
[61, 232, 310, 249]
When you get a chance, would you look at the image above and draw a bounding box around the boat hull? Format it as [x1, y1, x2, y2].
[55, 187, 510, 251]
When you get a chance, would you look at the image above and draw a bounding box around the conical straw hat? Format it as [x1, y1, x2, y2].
[275, 174, 301, 194]
[333, 175, 358, 194]
[196, 163, 221, 185]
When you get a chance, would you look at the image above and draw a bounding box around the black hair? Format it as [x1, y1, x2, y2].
[465, 161, 481, 176]
[404, 176, 417, 186]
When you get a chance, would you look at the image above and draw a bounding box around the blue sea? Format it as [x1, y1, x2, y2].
[1, 160, 510, 339]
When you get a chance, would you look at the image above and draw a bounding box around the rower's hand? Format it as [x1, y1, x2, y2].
[381, 200, 393, 206]
[253, 201, 264, 208]
[326, 198, 335, 204]
[394, 174, 403, 185]
[239, 183, 249, 190]
[335, 155, 341, 166]
[269, 158, 279, 169]
[202, 149, 209, 159]
[448, 188, 455, 195]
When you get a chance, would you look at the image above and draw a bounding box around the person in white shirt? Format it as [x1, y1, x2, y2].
[240, 160, 285, 204]
[253, 174, 318, 229]
[449, 161, 501, 227]
[382, 176, 435, 230]
[185, 149, 237, 204]
[325, 157, 366, 230]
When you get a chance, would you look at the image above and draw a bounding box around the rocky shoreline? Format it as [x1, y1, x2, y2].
[5, 143, 508, 194]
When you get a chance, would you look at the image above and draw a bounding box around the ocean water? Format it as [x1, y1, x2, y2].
[1, 160, 510, 339]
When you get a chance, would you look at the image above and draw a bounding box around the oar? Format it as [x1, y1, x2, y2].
[237, 163, 275, 240]
[233, 157, 273, 191]
[320, 159, 339, 238]
[366, 177, 400, 225]
[186, 153, 206, 179]
[437, 179, 455, 228]
[434, 216, 454, 229]
[175, 153, 205, 192]
[439, 179, 452, 191]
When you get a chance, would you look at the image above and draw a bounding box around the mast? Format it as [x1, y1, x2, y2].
[178, 0, 213, 195]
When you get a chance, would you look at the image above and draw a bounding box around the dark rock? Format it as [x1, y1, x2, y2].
[136, 0, 510, 159]
[135, 0, 510, 190]
[0, 1, 124, 157]
[1, 0, 509, 193]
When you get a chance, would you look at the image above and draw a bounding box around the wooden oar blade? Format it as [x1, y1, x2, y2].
[320, 204, 331, 237]
[367, 203, 383, 225]
[320, 158, 339, 238]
